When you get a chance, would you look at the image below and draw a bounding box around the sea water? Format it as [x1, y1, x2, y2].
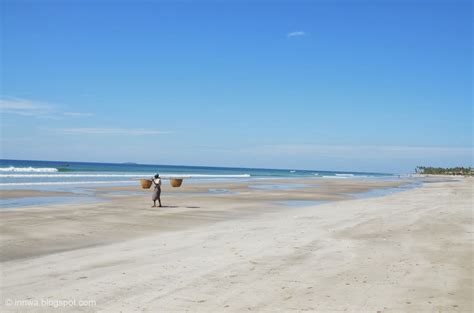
[0, 159, 393, 189]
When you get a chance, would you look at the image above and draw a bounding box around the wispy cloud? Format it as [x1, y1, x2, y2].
[59, 128, 170, 136]
[0, 97, 93, 118]
[62, 112, 94, 117]
[247, 144, 473, 158]
[287, 31, 307, 38]
[0, 97, 54, 116]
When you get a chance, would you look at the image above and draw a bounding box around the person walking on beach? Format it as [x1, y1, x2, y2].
[151, 173, 162, 207]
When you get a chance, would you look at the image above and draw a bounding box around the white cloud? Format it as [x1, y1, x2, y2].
[59, 128, 170, 136]
[197, 144, 472, 172]
[247, 144, 473, 158]
[0, 97, 93, 118]
[287, 31, 307, 37]
[62, 112, 94, 117]
[0, 97, 54, 116]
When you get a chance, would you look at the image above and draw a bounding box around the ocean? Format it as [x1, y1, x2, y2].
[0, 159, 393, 188]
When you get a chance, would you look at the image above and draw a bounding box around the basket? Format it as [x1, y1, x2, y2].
[140, 179, 152, 189]
[170, 178, 183, 187]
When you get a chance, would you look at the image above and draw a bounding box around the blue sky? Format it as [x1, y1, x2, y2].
[1, 0, 472, 173]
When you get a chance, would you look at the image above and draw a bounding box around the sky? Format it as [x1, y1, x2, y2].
[0, 0, 472, 173]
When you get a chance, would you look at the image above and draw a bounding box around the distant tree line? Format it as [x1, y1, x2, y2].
[415, 166, 473, 176]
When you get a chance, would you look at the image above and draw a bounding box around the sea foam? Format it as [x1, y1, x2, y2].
[0, 167, 59, 173]
[0, 173, 251, 178]
[0, 180, 135, 186]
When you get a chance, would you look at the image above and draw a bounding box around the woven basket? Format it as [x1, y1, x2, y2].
[170, 178, 183, 187]
[140, 179, 152, 189]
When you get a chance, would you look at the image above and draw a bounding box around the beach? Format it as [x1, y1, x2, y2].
[0, 177, 472, 312]
[2, 0, 472, 312]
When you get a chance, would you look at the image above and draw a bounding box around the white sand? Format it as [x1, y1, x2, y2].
[1, 179, 472, 312]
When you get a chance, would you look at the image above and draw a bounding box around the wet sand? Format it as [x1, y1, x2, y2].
[0, 177, 472, 312]
[0, 189, 74, 199]
[0, 178, 409, 261]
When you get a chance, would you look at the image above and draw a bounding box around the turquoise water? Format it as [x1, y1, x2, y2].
[0, 159, 393, 188]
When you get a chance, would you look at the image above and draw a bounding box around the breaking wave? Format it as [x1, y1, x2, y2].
[0, 167, 59, 173]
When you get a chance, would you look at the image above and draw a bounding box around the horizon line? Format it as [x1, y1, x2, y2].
[0, 158, 397, 175]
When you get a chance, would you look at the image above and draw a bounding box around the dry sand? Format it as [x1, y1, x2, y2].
[0, 178, 472, 312]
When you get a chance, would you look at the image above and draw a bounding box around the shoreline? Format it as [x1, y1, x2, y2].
[0, 177, 414, 261]
[0, 176, 417, 209]
[1, 177, 472, 312]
